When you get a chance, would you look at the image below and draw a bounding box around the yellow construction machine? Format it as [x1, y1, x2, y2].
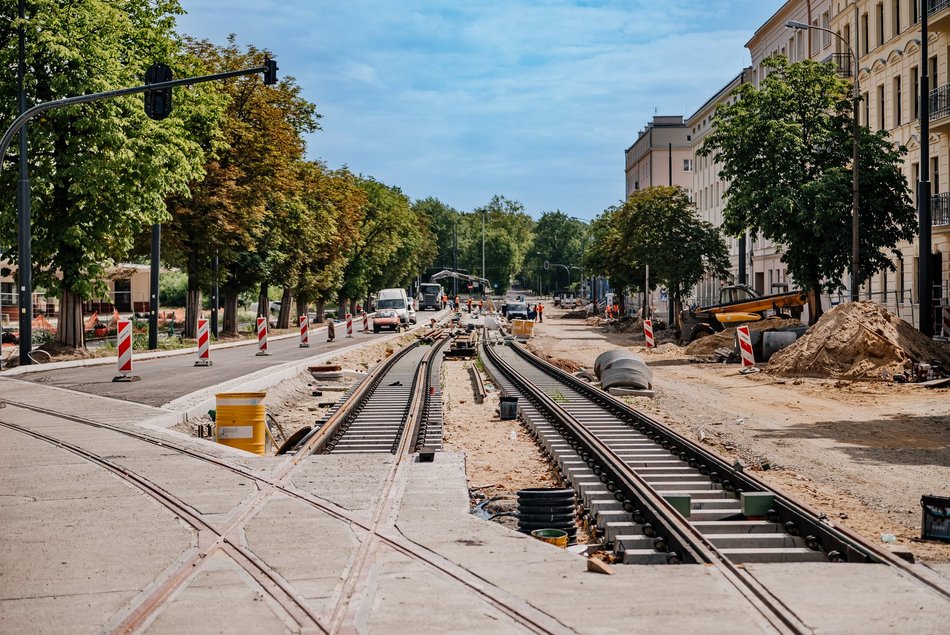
[679, 285, 805, 343]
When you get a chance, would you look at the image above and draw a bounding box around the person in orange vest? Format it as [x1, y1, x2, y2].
[467, 297, 473, 313]
[605, 303, 612, 319]
[454, 295, 460, 311]
[478, 298, 484, 314]
[537, 302, 544, 323]
[441, 293, 447, 310]
[613, 302, 620, 318]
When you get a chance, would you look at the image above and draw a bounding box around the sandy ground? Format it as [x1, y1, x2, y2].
[530, 304, 950, 564]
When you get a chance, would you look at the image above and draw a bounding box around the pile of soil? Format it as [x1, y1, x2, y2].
[767, 301, 950, 380]
[684, 316, 803, 356]
[526, 342, 584, 373]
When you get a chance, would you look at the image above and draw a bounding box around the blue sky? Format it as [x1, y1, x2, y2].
[176, 1, 784, 220]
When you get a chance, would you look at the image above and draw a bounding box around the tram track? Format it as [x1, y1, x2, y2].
[480, 335, 950, 632]
[0, 325, 572, 634]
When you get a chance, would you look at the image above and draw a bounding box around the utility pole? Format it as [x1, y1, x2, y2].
[919, 0, 934, 336]
[17, 0, 32, 366]
[148, 225, 160, 349]
[452, 221, 458, 297]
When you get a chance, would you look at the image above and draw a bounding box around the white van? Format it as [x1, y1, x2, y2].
[376, 288, 412, 325]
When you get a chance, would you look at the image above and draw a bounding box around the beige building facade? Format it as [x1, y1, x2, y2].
[624, 115, 693, 198]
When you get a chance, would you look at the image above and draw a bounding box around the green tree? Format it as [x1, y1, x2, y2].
[0, 0, 216, 346]
[162, 36, 319, 336]
[699, 56, 916, 322]
[412, 197, 459, 275]
[525, 211, 587, 292]
[458, 195, 533, 295]
[621, 186, 729, 323]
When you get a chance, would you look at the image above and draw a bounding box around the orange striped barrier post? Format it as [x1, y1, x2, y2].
[943, 307, 950, 337]
[643, 319, 655, 348]
[299, 315, 310, 348]
[736, 325, 755, 368]
[362, 311, 369, 332]
[112, 319, 136, 382]
[346, 313, 353, 338]
[195, 318, 212, 366]
[256, 316, 270, 356]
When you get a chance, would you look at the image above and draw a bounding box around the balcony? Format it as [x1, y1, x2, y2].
[933, 192, 950, 227]
[929, 0, 950, 32]
[821, 52, 852, 78]
[929, 84, 950, 131]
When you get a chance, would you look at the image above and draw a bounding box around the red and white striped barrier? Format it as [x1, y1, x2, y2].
[362, 312, 369, 332]
[256, 316, 270, 356]
[113, 319, 134, 381]
[346, 313, 353, 338]
[643, 319, 655, 348]
[943, 306, 950, 337]
[299, 315, 310, 348]
[736, 325, 755, 367]
[195, 318, 212, 366]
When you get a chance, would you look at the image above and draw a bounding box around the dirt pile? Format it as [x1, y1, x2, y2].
[684, 316, 803, 356]
[768, 301, 950, 380]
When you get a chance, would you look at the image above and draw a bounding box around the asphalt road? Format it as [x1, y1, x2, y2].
[19, 313, 447, 407]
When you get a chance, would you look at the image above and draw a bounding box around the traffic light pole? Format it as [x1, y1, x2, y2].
[0, 62, 272, 363]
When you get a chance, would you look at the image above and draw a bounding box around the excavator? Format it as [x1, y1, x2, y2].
[679, 284, 805, 343]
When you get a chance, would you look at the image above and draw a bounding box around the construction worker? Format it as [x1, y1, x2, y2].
[326, 318, 336, 342]
[467, 297, 473, 313]
[478, 298, 484, 314]
[613, 302, 620, 318]
[441, 293, 447, 310]
[454, 295, 460, 311]
[537, 302, 544, 323]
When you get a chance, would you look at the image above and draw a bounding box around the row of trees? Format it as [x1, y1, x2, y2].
[585, 56, 917, 327]
[1, 1, 590, 347]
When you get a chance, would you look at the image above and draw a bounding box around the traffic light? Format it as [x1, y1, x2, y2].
[263, 57, 278, 85]
[144, 63, 173, 120]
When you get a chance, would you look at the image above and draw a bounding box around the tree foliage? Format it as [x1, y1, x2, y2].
[524, 211, 587, 291]
[0, 0, 217, 345]
[454, 195, 533, 294]
[585, 187, 728, 315]
[699, 56, 916, 321]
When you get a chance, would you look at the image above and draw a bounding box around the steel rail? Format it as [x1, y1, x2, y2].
[485, 337, 950, 602]
[0, 419, 327, 634]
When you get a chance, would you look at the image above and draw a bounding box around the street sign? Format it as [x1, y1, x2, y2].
[467, 284, 473, 290]
[543, 260, 550, 270]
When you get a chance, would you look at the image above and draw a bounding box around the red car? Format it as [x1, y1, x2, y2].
[373, 309, 401, 333]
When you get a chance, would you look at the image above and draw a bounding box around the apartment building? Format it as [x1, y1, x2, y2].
[686, 68, 754, 305]
[826, 0, 949, 324]
[624, 115, 693, 198]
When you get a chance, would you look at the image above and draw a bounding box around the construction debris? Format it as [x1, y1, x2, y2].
[767, 301, 950, 381]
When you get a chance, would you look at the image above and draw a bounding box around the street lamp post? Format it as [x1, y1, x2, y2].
[787, 13, 861, 302]
[481, 210, 486, 295]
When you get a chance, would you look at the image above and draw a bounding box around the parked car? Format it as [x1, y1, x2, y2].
[373, 309, 401, 332]
[506, 302, 529, 320]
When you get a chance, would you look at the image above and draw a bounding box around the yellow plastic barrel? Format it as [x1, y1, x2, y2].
[530, 528, 568, 548]
[215, 392, 267, 455]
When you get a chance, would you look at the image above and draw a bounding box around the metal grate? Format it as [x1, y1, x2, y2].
[930, 84, 950, 121]
[822, 52, 852, 78]
[933, 192, 950, 226]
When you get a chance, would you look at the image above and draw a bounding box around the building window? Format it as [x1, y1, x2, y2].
[863, 91, 870, 126]
[913, 66, 920, 119]
[811, 20, 819, 55]
[822, 12, 831, 48]
[933, 157, 940, 195]
[878, 85, 886, 129]
[683, 159, 693, 172]
[931, 56, 938, 86]
[913, 0, 919, 24]
[893, 0, 901, 36]
[861, 13, 869, 55]
[789, 36, 796, 61]
[876, 3, 884, 46]
[797, 30, 804, 60]
[894, 75, 902, 125]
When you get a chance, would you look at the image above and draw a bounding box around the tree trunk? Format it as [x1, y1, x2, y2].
[258, 281, 269, 319]
[316, 299, 325, 323]
[185, 288, 201, 338]
[807, 287, 824, 325]
[349, 298, 357, 316]
[185, 249, 200, 339]
[277, 287, 292, 328]
[295, 294, 309, 325]
[223, 290, 239, 335]
[337, 294, 347, 317]
[56, 290, 85, 348]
